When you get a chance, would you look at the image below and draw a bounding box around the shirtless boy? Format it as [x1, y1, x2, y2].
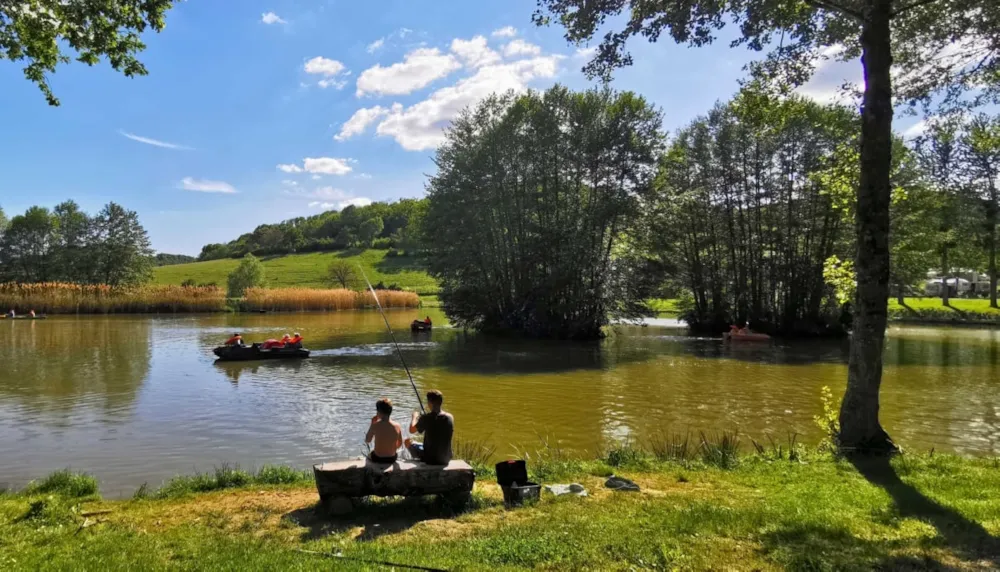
[365, 398, 403, 464]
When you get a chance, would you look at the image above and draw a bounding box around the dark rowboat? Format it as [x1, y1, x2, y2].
[411, 320, 432, 332]
[2, 315, 47, 320]
[213, 343, 310, 362]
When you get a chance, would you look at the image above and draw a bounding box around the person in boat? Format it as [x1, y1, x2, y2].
[405, 389, 454, 465]
[739, 322, 752, 335]
[224, 332, 243, 346]
[365, 398, 403, 464]
[281, 333, 292, 346]
[28, 309, 35, 318]
[7, 309, 14, 318]
[729, 324, 740, 336]
[288, 332, 303, 348]
[424, 316, 432, 326]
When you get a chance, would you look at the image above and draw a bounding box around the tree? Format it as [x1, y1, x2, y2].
[535, 0, 1000, 452]
[358, 217, 384, 247]
[0, 206, 56, 282]
[90, 203, 154, 287]
[1, 0, 175, 106]
[962, 114, 1000, 307]
[327, 259, 359, 289]
[51, 200, 92, 282]
[426, 86, 664, 339]
[227, 254, 265, 298]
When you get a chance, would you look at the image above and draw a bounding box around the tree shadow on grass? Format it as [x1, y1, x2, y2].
[760, 522, 965, 570]
[850, 455, 1000, 567]
[283, 493, 497, 543]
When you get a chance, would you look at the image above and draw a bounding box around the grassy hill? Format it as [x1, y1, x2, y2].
[153, 250, 439, 295]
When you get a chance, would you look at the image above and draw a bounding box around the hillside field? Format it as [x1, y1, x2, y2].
[153, 250, 439, 295]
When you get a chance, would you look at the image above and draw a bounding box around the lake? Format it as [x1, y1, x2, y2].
[1, 312, 999, 496]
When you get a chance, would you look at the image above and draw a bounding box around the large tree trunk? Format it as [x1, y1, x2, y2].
[839, 0, 897, 454]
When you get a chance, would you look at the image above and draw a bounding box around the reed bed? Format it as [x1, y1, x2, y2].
[242, 287, 420, 311]
[0, 282, 226, 314]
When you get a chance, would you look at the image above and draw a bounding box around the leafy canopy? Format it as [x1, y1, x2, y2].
[534, 0, 1000, 111]
[1, 0, 174, 105]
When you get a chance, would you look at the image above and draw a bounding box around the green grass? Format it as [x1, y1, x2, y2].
[153, 250, 440, 295]
[647, 298, 680, 315]
[889, 297, 1000, 322]
[5, 449, 999, 570]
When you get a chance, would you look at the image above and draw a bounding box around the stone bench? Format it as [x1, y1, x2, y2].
[313, 458, 475, 515]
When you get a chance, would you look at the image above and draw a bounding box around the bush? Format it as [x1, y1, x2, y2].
[24, 470, 99, 498]
[327, 259, 359, 289]
[181, 278, 197, 288]
[254, 465, 311, 485]
[227, 254, 266, 297]
[372, 237, 394, 250]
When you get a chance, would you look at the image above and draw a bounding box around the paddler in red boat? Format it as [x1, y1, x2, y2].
[224, 332, 243, 346]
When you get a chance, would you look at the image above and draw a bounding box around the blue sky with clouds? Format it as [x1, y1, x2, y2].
[0, 0, 923, 255]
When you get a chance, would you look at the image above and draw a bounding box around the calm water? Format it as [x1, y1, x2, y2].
[2, 312, 999, 495]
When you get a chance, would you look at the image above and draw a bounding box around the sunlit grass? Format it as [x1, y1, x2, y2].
[153, 250, 440, 295]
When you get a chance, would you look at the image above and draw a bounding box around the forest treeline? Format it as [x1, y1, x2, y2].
[0, 201, 155, 287]
[196, 199, 426, 261]
[424, 85, 1000, 338]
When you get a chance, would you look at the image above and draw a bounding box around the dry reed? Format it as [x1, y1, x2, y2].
[242, 287, 419, 312]
[0, 282, 225, 314]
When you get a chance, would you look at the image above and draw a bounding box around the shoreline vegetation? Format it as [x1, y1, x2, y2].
[0, 282, 418, 314]
[3, 437, 998, 570]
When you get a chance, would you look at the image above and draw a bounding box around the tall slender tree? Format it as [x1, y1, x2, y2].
[535, 0, 1000, 453]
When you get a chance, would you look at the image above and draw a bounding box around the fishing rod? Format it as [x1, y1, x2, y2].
[359, 266, 425, 414]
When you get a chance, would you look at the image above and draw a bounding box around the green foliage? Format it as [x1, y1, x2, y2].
[326, 259, 359, 289]
[197, 199, 425, 261]
[0, 200, 154, 286]
[0, 1, 175, 106]
[23, 470, 99, 498]
[426, 85, 665, 339]
[823, 255, 856, 306]
[815, 386, 842, 452]
[155, 253, 196, 266]
[253, 465, 311, 486]
[226, 254, 265, 298]
[652, 95, 857, 334]
[453, 438, 498, 477]
[698, 431, 741, 469]
[153, 464, 311, 498]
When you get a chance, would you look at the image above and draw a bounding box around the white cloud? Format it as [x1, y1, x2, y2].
[356, 47, 461, 97]
[304, 56, 347, 77]
[279, 159, 353, 176]
[179, 177, 237, 194]
[339, 197, 373, 209]
[575, 46, 597, 60]
[311, 174, 321, 180]
[503, 39, 542, 58]
[261, 12, 287, 25]
[119, 130, 192, 150]
[335, 105, 390, 141]
[282, 179, 298, 187]
[309, 201, 336, 209]
[318, 78, 348, 90]
[902, 120, 928, 138]
[451, 36, 500, 68]
[304, 157, 353, 175]
[375, 55, 561, 150]
[492, 26, 517, 38]
[398, 27, 413, 38]
[356, 173, 373, 180]
[301, 187, 372, 210]
[367, 38, 385, 53]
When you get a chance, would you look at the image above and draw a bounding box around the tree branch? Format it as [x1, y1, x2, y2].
[891, 0, 941, 17]
[802, 0, 865, 24]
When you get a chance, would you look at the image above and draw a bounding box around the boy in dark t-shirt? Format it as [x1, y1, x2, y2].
[406, 390, 454, 465]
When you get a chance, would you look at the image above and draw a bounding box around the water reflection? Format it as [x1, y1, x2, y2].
[1, 313, 999, 495]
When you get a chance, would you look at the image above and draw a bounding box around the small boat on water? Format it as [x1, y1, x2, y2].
[723, 331, 771, 342]
[411, 320, 432, 332]
[1, 315, 47, 320]
[213, 343, 310, 362]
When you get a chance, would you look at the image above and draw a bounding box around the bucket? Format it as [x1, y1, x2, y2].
[495, 460, 540, 507]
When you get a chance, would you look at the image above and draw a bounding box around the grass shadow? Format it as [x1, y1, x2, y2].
[284, 493, 495, 542]
[760, 522, 965, 570]
[336, 248, 366, 259]
[850, 455, 1000, 567]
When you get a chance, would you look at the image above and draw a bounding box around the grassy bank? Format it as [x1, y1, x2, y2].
[154, 250, 440, 295]
[889, 297, 1000, 324]
[4, 446, 999, 570]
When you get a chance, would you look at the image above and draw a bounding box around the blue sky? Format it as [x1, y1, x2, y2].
[0, 0, 921, 255]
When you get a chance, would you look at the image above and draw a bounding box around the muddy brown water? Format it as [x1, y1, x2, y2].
[1, 311, 998, 495]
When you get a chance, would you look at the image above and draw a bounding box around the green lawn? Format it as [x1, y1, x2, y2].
[890, 296, 1000, 315]
[3, 451, 998, 571]
[154, 250, 440, 295]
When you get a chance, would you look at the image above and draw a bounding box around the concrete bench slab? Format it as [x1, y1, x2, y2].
[313, 458, 475, 515]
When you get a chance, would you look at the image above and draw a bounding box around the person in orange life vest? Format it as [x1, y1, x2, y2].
[424, 316, 432, 325]
[224, 332, 243, 346]
[288, 333, 303, 348]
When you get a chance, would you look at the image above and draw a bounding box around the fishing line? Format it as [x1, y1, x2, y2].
[359, 266, 425, 414]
